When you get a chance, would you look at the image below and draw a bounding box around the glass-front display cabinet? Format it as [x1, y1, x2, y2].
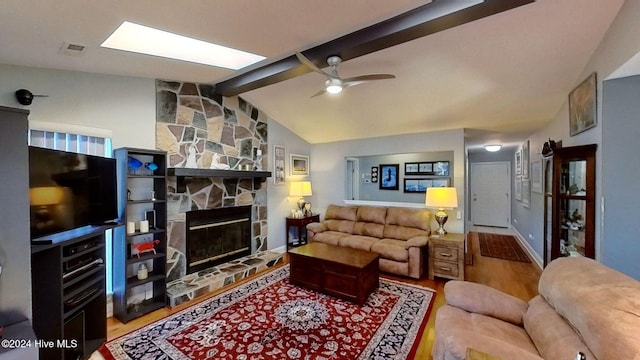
[543, 144, 597, 265]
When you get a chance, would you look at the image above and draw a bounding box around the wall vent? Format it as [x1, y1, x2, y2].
[61, 42, 86, 56]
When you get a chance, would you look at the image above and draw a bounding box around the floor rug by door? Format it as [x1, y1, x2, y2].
[478, 232, 531, 263]
[99, 265, 435, 360]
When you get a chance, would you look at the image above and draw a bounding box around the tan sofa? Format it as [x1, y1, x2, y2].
[306, 204, 431, 279]
[433, 257, 640, 360]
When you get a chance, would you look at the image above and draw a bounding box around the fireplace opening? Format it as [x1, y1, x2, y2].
[186, 205, 252, 274]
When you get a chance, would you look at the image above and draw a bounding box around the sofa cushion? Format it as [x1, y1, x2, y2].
[312, 231, 350, 246]
[325, 204, 357, 221]
[524, 295, 594, 360]
[324, 219, 355, 234]
[353, 222, 384, 238]
[356, 206, 387, 224]
[370, 239, 409, 262]
[383, 224, 429, 241]
[385, 207, 430, 230]
[338, 235, 378, 251]
[433, 305, 541, 360]
[538, 257, 640, 360]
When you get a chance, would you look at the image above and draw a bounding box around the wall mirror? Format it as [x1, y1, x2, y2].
[345, 151, 454, 204]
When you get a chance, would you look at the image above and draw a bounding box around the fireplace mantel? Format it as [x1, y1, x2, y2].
[168, 168, 272, 191]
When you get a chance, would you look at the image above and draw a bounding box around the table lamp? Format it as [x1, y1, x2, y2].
[289, 181, 312, 215]
[425, 187, 458, 235]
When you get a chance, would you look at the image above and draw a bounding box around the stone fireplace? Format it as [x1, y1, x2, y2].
[155, 80, 273, 284]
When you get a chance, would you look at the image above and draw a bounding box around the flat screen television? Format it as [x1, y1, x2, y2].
[28, 146, 118, 239]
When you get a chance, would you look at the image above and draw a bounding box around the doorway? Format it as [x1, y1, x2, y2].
[470, 162, 510, 227]
[345, 157, 359, 200]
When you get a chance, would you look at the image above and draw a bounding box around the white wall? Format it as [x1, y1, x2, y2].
[311, 129, 465, 234]
[0, 64, 156, 149]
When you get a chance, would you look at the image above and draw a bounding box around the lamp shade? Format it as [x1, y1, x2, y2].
[425, 187, 458, 209]
[29, 186, 64, 206]
[289, 181, 312, 197]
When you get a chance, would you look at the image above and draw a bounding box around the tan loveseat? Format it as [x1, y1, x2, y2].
[306, 204, 430, 279]
[433, 257, 640, 360]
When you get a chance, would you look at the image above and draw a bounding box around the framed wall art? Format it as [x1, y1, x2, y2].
[273, 145, 286, 185]
[379, 164, 399, 190]
[515, 149, 522, 175]
[515, 175, 522, 201]
[404, 161, 448, 175]
[522, 140, 530, 179]
[290, 154, 309, 176]
[531, 160, 542, 193]
[569, 72, 597, 137]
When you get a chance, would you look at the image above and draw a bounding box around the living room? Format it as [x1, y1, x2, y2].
[1, 0, 640, 359]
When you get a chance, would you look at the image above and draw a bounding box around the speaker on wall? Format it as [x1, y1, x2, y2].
[145, 210, 156, 229]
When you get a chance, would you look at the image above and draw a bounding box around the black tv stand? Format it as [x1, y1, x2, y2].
[31, 225, 114, 360]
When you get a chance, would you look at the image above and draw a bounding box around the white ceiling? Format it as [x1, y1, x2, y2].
[0, 0, 625, 148]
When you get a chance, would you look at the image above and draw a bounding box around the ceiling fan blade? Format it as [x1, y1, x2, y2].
[310, 88, 327, 98]
[296, 52, 333, 77]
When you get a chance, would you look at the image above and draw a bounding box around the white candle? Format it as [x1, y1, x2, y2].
[139, 220, 149, 233]
[127, 221, 136, 234]
[256, 149, 262, 156]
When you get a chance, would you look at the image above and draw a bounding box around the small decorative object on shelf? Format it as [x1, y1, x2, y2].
[210, 152, 230, 169]
[131, 239, 160, 258]
[145, 162, 158, 172]
[254, 149, 263, 170]
[304, 203, 312, 217]
[137, 263, 148, 280]
[150, 190, 156, 201]
[127, 156, 143, 174]
[185, 144, 198, 168]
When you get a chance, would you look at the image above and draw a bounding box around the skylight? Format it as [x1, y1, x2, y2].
[101, 21, 266, 70]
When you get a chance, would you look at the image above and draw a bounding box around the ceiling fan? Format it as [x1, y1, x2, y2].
[295, 52, 395, 97]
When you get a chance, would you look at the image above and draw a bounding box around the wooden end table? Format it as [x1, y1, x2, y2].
[429, 233, 465, 280]
[288, 242, 379, 305]
[286, 213, 320, 249]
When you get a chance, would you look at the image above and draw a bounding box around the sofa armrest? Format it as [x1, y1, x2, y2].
[306, 222, 326, 240]
[444, 281, 528, 325]
[406, 235, 429, 248]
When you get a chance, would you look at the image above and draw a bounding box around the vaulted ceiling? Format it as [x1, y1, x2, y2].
[0, 0, 625, 148]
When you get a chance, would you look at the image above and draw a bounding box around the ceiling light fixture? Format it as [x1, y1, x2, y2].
[484, 145, 502, 152]
[325, 78, 343, 94]
[101, 21, 266, 70]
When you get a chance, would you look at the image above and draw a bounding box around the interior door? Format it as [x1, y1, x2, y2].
[471, 162, 510, 227]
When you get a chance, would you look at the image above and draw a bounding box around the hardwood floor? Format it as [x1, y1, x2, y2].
[106, 228, 541, 359]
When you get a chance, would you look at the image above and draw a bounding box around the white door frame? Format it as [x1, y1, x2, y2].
[345, 157, 360, 201]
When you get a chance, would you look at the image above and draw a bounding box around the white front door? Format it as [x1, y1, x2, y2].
[471, 162, 510, 227]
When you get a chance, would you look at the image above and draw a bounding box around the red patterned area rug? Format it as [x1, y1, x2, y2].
[99, 265, 435, 360]
[478, 232, 531, 263]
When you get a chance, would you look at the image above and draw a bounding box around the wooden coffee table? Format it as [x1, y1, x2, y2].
[288, 242, 379, 305]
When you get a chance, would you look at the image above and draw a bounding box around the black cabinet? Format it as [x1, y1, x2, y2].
[31, 225, 110, 360]
[112, 148, 167, 323]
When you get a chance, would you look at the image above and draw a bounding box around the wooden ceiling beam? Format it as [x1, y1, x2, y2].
[214, 0, 534, 96]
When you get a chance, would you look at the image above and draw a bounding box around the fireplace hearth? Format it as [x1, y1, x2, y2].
[186, 206, 252, 274]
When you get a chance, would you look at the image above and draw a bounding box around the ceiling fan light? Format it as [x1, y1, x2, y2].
[485, 144, 502, 152]
[325, 78, 343, 94]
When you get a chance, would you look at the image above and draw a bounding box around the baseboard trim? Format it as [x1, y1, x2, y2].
[511, 228, 544, 270]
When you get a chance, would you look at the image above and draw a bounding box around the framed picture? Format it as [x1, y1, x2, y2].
[531, 160, 542, 193]
[290, 154, 309, 176]
[515, 149, 522, 175]
[433, 161, 449, 176]
[515, 175, 522, 201]
[405, 162, 419, 175]
[522, 140, 529, 179]
[371, 166, 378, 183]
[522, 179, 531, 208]
[569, 72, 597, 137]
[419, 162, 434, 174]
[379, 164, 399, 190]
[432, 178, 450, 187]
[273, 145, 286, 185]
[404, 178, 432, 193]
